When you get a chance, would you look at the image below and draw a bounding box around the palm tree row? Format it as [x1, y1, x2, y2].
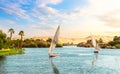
[8, 28, 24, 49]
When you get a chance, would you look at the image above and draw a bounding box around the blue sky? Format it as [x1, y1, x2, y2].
[0, 0, 120, 38]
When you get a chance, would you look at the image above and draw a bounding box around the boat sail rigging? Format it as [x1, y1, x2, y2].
[48, 25, 60, 57]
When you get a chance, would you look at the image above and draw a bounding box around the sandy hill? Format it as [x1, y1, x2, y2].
[32, 36, 113, 44]
[12, 36, 113, 44]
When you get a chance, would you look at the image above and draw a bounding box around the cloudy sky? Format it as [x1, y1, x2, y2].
[0, 0, 120, 38]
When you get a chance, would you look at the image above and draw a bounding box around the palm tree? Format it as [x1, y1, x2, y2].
[8, 28, 15, 40]
[18, 30, 24, 49]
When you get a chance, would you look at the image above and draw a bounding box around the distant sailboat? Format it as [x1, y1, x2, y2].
[90, 34, 100, 53]
[48, 25, 60, 58]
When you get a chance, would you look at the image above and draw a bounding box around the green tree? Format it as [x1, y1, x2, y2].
[98, 38, 103, 43]
[0, 30, 7, 49]
[86, 39, 91, 44]
[8, 28, 14, 40]
[46, 38, 52, 42]
[113, 36, 120, 41]
[115, 44, 120, 48]
[19, 30, 24, 49]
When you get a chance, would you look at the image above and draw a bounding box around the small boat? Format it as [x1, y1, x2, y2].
[94, 44, 99, 53]
[90, 34, 100, 53]
[48, 25, 60, 58]
[49, 53, 59, 58]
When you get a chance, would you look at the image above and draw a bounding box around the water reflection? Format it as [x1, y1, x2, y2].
[49, 58, 59, 74]
[0, 56, 6, 73]
[88, 53, 99, 73]
[92, 53, 98, 67]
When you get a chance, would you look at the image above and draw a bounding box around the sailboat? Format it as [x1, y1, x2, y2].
[90, 34, 100, 53]
[48, 25, 60, 58]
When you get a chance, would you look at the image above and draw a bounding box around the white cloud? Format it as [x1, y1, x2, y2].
[30, 0, 62, 25]
[61, 0, 120, 29]
[37, 0, 63, 7]
[79, 0, 120, 16]
[1, 0, 120, 38]
[101, 10, 120, 28]
[38, 6, 60, 17]
[51, 0, 120, 37]
[0, 2, 29, 19]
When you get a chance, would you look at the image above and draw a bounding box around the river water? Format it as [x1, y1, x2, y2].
[0, 46, 120, 74]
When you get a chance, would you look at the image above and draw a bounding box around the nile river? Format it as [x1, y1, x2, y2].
[0, 46, 120, 74]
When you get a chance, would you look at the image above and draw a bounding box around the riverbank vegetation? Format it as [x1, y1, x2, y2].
[77, 36, 120, 49]
[0, 29, 63, 54]
[0, 29, 24, 56]
[22, 38, 62, 48]
[0, 48, 24, 56]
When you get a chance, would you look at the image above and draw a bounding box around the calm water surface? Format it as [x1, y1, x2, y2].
[0, 46, 120, 74]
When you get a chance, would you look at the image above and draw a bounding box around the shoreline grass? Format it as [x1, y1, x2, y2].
[0, 48, 24, 56]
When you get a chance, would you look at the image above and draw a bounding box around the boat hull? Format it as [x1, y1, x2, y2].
[94, 51, 99, 53]
[49, 53, 59, 58]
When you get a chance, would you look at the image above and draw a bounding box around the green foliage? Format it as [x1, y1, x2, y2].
[56, 43, 63, 47]
[77, 41, 92, 47]
[84, 43, 91, 47]
[8, 28, 14, 40]
[98, 38, 103, 43]
[99, 43, 108, 48]
[0, 48, 24, 56]
[23, 41, 37, 48]
[115, 44, 120, 48]
[36, 41, 50, 47]
[103, 36, 120, 49]
[8, 28, 15, 34]
[0, 30, 7, 49]
[0, 29, 25, 56]
[77, 36, 120, 49]
[0, 30, 6, 39]
[22, 38, 63, 48]
[46, 38, 52, 42]
[113, 36, 120, 41]
[11, 39, 21, 48]
[86, 39, 91, 44]
[0, 29, 63, 49]
[0, 38, 4, 49]
[63, 42, 74, 46]
[18, 30, 24, 36]
[108, 41, 120, 46]
[19, 30, 24, 48]
[77, 42, 85, 47]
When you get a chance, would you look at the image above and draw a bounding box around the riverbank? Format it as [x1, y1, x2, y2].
[0, 48, 24, 56]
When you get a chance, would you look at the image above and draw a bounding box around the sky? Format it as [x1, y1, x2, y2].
[0, 0, 120, 38]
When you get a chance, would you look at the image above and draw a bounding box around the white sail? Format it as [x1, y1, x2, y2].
[90, 34, 99, 51]
[48, 25, 60, 54]
[95, 43, 100, 51]
[90, 34, 96, 48]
